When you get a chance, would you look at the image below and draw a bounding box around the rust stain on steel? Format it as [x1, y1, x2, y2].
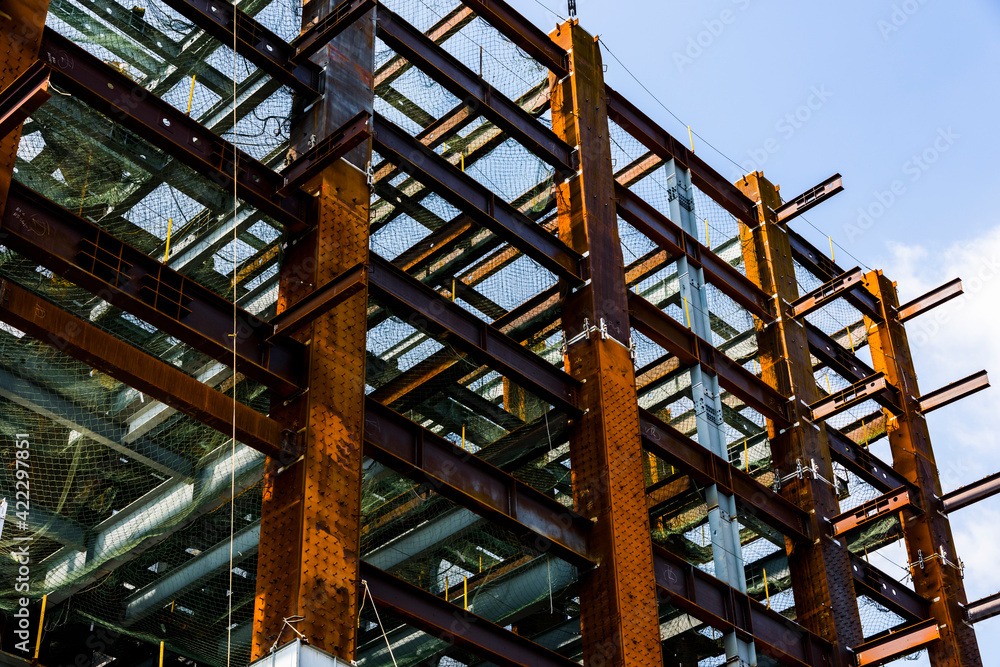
[864, 269, 983, 666]
[737, 171, 865, 664]
[550, 19, 663, 667]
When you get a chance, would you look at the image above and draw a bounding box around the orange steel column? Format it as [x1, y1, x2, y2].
[0, 0, 50, 216]
[863, 270, 982, 666]
[737, 172, 864, 664]
[251, 4, 373, 659]
[550, 21, 663, 667]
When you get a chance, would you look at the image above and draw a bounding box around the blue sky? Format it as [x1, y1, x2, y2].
[512, 0, 1000, 662]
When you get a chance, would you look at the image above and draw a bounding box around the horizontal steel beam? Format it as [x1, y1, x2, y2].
[614, 183, 772, 321]
[804, 321, 902, 414]
[38, 29, 313, 232]
[292, 0, 376, 63]
[918, 369, 990, 414]
[898, 277, 963, 322]
[627, 292, 791, 426]
[825, 424, 917, 497]
[941, 471, 1000, 514]
[809, 372, 900, 421]
[278, 111, 371, 195]
[0, 278, 289, 459]
[788, 227, 843, 282]
[269, 262, 366, 339]
[831, 487, 915, 538]
[0, 60, 51, 137]
[967, 590, 1000, 624]
[375, 4, 574, 174]
[638, 408, 810, 542]
[368, 255, 578, 414]
[457, 0, 569, 76]
[158, 0, 323, 97]
[1, 181, 307, 396]
[363, 398, 592, 566]
[606, 86, 758, 226]
[791, 266, 880, 322]
[850, 553, 930, 622]
[371, 114, 582, 281]
[853, 618, 940, 666]
[362, 562, 578, 667]
[773, 173, 843, 224]
[652, 547, 835, 667]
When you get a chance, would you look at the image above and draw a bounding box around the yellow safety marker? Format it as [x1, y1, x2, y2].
[34, 594, 47, 659]
[763, 568, 771, 609]
[159, 641, 165, 667]
[687, 125, 694, 152]
[452, 278, 456, 301]
[445, 576, 449, 601]
[186, 74, 196, 116]
[846, 325, 855, 353]
[825, 373, 833, 395]
[463, 577, 468, 610]
[743, 438, 749, 471]
[705, 219, 710, 248]
[683, 296, 691, 328]
[829, 236, 835, 262]
[460, 152, 465, 172]
[164, 218, 173, 262]
[479, 555, 482, 573]
[461, 424, 466, 451]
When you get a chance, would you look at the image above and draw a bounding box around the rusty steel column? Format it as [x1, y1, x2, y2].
[549, 20, 663, 667]
[0, 0, 50, 216]
[863, 270, 982, 666]
[737, 172, 864, 664]
[251, 3, 374, 659]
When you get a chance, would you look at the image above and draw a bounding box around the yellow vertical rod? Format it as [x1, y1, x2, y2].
[463, 577, 468, 610]
[164, 217, 173, 262]
[829, 236, 835, 262]
[460, 152, 465, 172]
[705, 219, 710, 248]
[743, 438, 749, 471]
[683, 297, 691, 328]
[33, 594, 47, 658]
[445, 576, 449, 601]
[159, 641, 165, 667]
[687, 125, 694, 152]
[186, 74, 196, 116]
[452, 278, 456, 301]
[461, 424, 465, 451]
[763, 568, 771, 609]
[479, 555, 482, 573]
[847, 326, 856, 353]
[825, 373, 833, 394]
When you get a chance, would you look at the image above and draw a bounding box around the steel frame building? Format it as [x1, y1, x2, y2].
[0, 0, 997, 665]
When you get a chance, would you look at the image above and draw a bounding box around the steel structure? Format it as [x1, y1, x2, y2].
[0, 0, 995, 666]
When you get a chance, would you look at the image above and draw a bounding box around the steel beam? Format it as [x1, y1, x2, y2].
[292, 0, 376, 63]
[627, 292, 791, 426]
[375, 4, 573, 174]
[614, 182, 772, 321]
[809, 372, 899, 421]
[773, 173, 843, 223]
[157, 0, 323, 97]
[850, 554, 930, 622]
[269, 262, 366, 339]
[967, 591, 1000, 624]
[0, 277, 288, 459]
[898, 278, 963, 322]
[825, 424, 917, 496]
[918, 370, 990, 414]
[0, 60, 51, 138]
[652, 547, 835, 667]
[941, 471, 1000, 514]
[0, 181, 307, 397]
[38, 29, 313, 232]
[831, 487, 916, 538]
[458, 0, 569, 76]
[788, 226, 843, 282]
[279, 111, 371, 195]
[0, 365, 192, 480]
[368, 254, 578, 414]
[362, 398, 592, 566]
[638, 408, 810, 542]
[804, 321, 903, 414]
[371, 114, 582, 280]
[853, 619, 940, 666]
[606, 87, 758, 226]
[361, 562, 578, 667]
[863, 268, 983, 665]
[791, 266, 880, 322]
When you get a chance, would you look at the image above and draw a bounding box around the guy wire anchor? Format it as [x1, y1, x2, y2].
[910, 546, 966, 576]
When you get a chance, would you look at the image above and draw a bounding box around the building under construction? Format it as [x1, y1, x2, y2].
[0, 0, 997, 665]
